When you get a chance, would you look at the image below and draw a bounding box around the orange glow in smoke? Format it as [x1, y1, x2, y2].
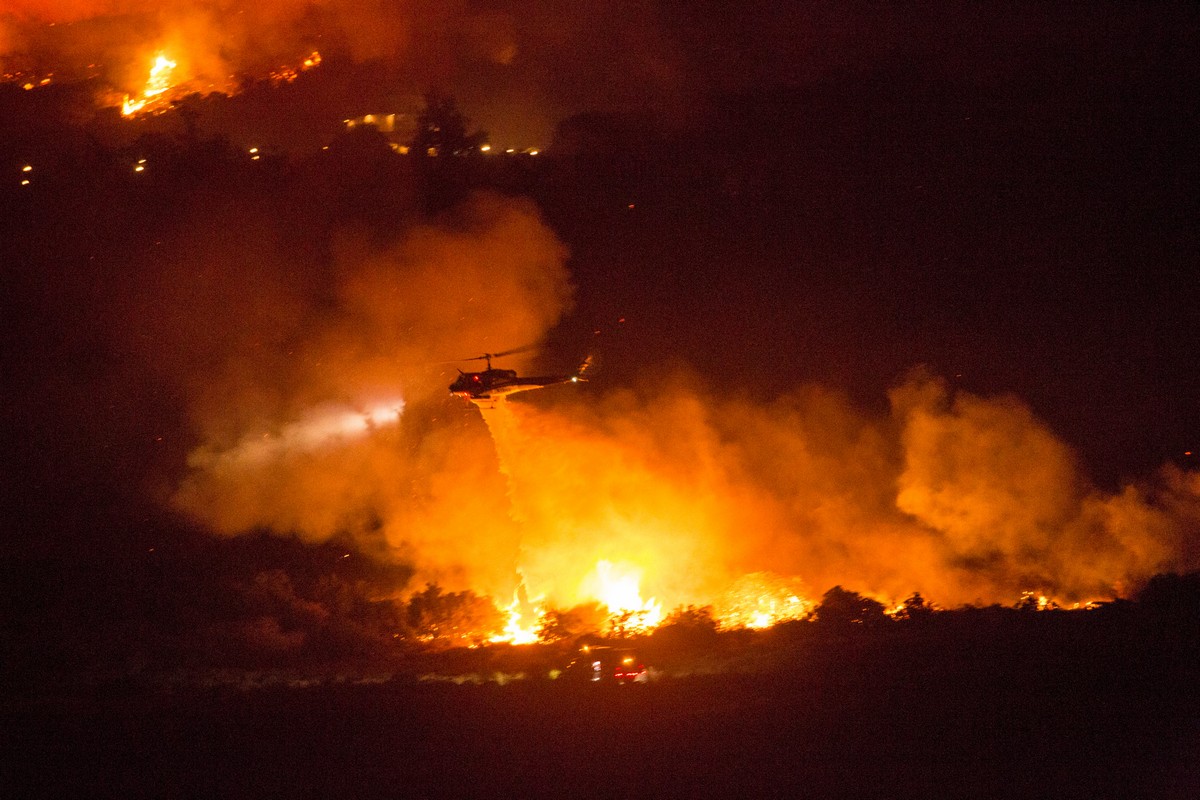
[157, 192, 1194, 649]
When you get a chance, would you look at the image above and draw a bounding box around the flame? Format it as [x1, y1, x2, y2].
[1018, 591, 1059, 611]
[115, 48, 322, 116]
[122, 52, 177, 116]
[488, 559, 671, 644]
[157, 189, 1195, 646]
[5, 74, 53, 90]
[491, 589, 545, 645]
[712, 572, 815, 629]
[484, 566, 825, 643]
[581, 560, 664, 633]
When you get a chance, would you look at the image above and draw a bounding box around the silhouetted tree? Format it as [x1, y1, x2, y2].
[1015, 591, 1058, 612]
[892, 592, 934, 622]
[663, 604, 719, 632]
[405, 583, 503, 646]
[607, 609, 642, 638]
[815, 586, 887, 627]
[410, 93, 487, 157]
[647, 605, 721, 659]
[537, 602, 607, 643]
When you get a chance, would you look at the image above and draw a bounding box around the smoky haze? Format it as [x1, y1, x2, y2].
[180, 367, 1200, 609]
[11, 3, 1188, 147]
[166, 192, 572, 593]
[0, 0, 691, 145]
[146, 185, 1197, 608]
[1, 3, 1196, 657]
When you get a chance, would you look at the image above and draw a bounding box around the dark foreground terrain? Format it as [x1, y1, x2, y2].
[3, 603, 1197, 800]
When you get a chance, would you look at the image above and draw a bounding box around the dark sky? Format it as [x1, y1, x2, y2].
[1, 2, 1198, 665]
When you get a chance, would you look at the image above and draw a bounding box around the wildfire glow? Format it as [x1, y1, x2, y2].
[1019, 591, 1058, 611]
[158, 193, 1195, 653]
[582, 560, 664, 632]
[268, 51, 323, 84]
[491, 588, 545, 645]
[113, 48, 322, 116]
[713, 572, 815, 629]
[122, 52, 177, 116]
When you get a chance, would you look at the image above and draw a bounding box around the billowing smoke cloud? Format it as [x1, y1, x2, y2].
[470, 374, 1199, 609]
[2, 1, 411, 60]
[164, 191, 571, 587]
[92, 180, 1196, 611]
[890, 374, 1197, 601]
[172, 248, 1200, 612]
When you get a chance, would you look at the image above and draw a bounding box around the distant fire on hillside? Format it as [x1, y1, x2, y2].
[112, 48, 322, 117]
[0, 4, 341, 116]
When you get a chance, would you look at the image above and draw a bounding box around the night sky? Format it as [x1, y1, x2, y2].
[1, 2, 1198, 669]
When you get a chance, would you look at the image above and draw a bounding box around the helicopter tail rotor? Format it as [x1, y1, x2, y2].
[575, 354, 595, 379]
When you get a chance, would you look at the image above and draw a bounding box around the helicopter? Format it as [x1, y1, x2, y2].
[448, 347, 591, 404]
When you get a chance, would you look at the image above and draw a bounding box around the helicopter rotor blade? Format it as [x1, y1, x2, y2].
[438, 354, 491, 364]
[441, 344, 540, 364]
[488, 343, 540, 359]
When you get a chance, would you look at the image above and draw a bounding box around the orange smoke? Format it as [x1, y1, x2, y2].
[179, 364, 1200, 622]
[141, 191, 1198, 628]
[465, 378, 1195, 615]
[167, 193, 570, 582]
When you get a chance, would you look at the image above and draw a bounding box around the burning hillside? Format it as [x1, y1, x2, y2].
[111, 48, 322, 117]
[0, 0, 688, 146]
[1, 3, 334, 105]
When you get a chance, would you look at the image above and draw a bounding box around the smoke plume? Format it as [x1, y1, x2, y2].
[170, 228, 1200, 609]
[154, 191, 571, 593]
